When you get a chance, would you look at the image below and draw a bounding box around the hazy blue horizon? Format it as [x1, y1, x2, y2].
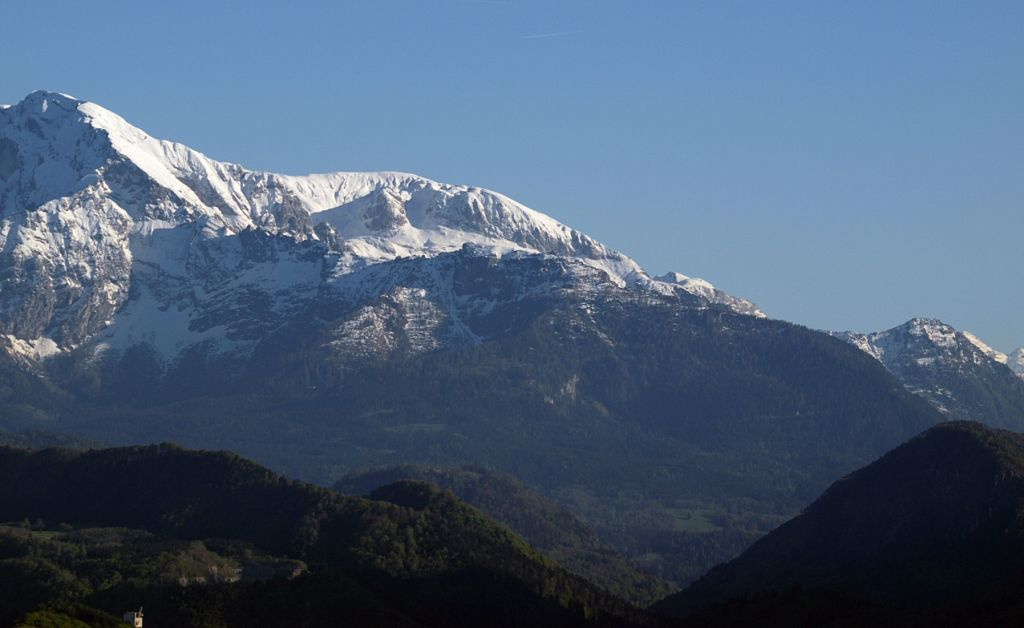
[3, 1, 1021, 350]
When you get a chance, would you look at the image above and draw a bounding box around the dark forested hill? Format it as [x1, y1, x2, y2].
[0, 444, 654, 627]
[655, 421, 1024, 624]
[337, 464, 671, 604]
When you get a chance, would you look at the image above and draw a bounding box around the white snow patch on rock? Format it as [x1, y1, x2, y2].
[962, 331, 1008, 364]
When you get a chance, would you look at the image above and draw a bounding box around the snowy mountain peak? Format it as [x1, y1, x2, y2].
[962, 330, 1008, 364]
[13, 90, 81, 116]
[656, 271, 714, 292]
[2, 91, 646, 275]
[1009, 348, 1024, 379]
[653, 272, 764, 317]
[902, 317, 960, 348]
[832, 319, 1024, 420]
[835, 318, 975, 364]
[0, 91, 761, 363]
[836, 319, 1020, 376]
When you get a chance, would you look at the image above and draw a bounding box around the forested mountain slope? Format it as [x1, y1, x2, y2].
[656, 422, 1024, 624]
[0, 443, 653, 627]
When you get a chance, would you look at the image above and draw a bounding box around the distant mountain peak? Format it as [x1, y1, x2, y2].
[653, 271, 764, 317]
[15, 90, 81, 114]
[836, 318, 985, 365]
[1009, 347, 1024, 378]
[903, 317, 958, 344]
[832, 320, 1024, 427]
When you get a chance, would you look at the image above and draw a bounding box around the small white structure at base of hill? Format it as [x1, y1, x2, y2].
[122, 608, 143, 627]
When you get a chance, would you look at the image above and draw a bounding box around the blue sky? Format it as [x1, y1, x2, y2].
[2, 1, 1022, 350]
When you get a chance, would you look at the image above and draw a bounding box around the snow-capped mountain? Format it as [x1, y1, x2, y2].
[653, 272, 763, 317]
[961, 331, 1009, 364]
[833, 319, 1024, 428]
[0, 91, 759, 364]
[1009, 348, 1024, 379]
[949, 331, 1024, 382]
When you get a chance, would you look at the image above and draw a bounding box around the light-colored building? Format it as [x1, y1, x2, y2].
[122, 608, 143, 627]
